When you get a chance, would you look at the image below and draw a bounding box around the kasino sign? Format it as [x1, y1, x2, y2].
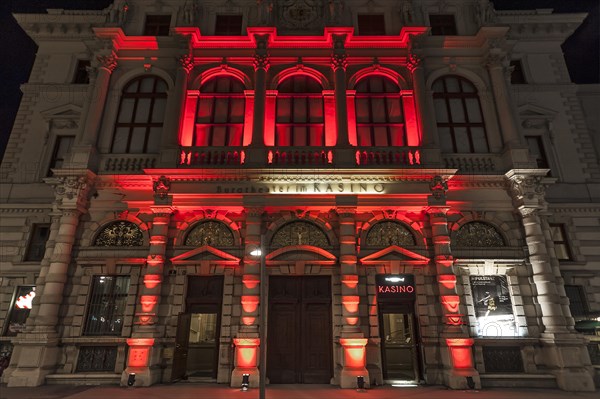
[376, 274, 416, 300]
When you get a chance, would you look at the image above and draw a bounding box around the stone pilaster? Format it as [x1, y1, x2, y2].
[250, 38, 269, 148]
[337, 206, 369, 388]
[506, 170, 595, 391]
[231, 206, 263, 388]
[163, 55, 194, 149]
[6, 171, 95, 387]
[426, 176, 479, 389]
[121, 177, 174, 387]
[331, 36, 350, 147]
[407, 50, 437, 147]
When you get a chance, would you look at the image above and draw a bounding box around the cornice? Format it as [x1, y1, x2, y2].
[547, 204, 600, 214]
[20, 84, 89, 94]
[0, 205, 52, 214]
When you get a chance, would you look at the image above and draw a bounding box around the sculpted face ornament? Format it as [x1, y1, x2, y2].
[153, 175, 171, 198]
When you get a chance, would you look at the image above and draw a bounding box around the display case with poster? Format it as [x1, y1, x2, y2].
[469, 276, 517, 337]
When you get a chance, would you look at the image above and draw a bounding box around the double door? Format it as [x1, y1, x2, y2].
[267, 276, 332, 384]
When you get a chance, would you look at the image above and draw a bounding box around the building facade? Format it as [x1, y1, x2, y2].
[1, 0, 598, 391]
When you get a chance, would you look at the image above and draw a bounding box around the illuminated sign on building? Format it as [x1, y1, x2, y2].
[376, 274, 415, 300]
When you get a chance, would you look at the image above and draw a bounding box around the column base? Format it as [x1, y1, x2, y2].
[4, 333, 60, 387]
[230, 367, 260, 388]
[120, 366, 161, 387]
[539, 338, 596, 391]
[443, 368, 480, 390]
[339, 367, 370, 389]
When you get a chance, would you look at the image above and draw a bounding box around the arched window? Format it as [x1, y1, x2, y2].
[365, 221, 415, 247]
[454, 222, 505, 247]
[276, 75, 324, 146]
[355, 76, 406, 146]
[195, 76, 246, 146]
[94, 221, 144, 247]
[112, 76, 168, 153]
[433, 76, 488, 153]
[185, 221, 235, 247]
[271, 221, 330, 248]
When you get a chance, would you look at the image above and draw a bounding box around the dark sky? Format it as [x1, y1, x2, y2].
[0, 0, 598, 161]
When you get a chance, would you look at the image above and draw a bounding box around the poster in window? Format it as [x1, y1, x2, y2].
[4, 286, 35, 336]
[470, 276, 516, 337]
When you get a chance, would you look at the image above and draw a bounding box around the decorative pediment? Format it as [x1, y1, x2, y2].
[40, 104, 82, 129]
[266, 245, 336, 265]
[171, 245, 240, 265]
[517, 103, 557, 129]
[360, 245, 429, 265]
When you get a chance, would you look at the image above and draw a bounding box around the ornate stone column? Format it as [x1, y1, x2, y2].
[486, 48, 522, 148]
[250, 37, 269, 148]
[426, 176, 479, 389]
[121, 176, 174, 387]
[337, 206, 369, 388]
[79, 53, 117, 147]
[506, 170, 595, 391]
[407, 52, 437, 147]
[331, 38, 349, 147]
[6, 171, 95, 387]
[162, 55, 194, 149]
[231, 207, 263, 387]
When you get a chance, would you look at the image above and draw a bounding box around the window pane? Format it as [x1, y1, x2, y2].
[211, 126, 227, 146]
[371, 97, 386, 123]
[308, 97, 323, 122]
[555, 244, 570, 260]
[356, 98, 371, 123]
[84, 276, 130, 336]
[293, 97, 307, 123]
[438, 127, 454, 152]
[147, 127, 161, 153]
[292, 126, 308, 146]
[465, 98, 482, 123]
[373, 126, 388, 146]
[134, 99, 151, 123]
[155, 79, 168, 92]
[276, 126, 291, 146]
[195, 125, 210, 146]
[550, 225, 564, 241]
[309, 126, 324, 146]
[151, 98, 166, 123]
[432, 79, 444, 92]
[139, 78, 155, 93]
[129, 127, 147, 153]
[229, 125, 243, 146]
[389, 126, 405, 146]
[213, 98, 230, 124]
[454, 127, 470, 152]
[445, 77, 460, 93]
[112, 128, 129, 153]
[357, 127, 372, 146]
[387, 97, 403, 122]
[229, 98, 245, 123]
[449, 99, 465, 123]
[125, 80, 139, 93]
[434, 99, 449, 123]
[198, 98, 215, 123]
[118, 99, 135, 123]
[471, 127, 488, 153]
[277, 98, 291, 123]
[461, 79, 476, 93]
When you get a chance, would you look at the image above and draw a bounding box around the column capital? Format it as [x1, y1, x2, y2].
[331, 52, 348, 71]
[427, 175, 449, 205]
[178, 54, 194, 73]
[96, 52, 117, 73]
[45, 170, 96, 213]
[406, 53, 423, 74]
[335, 206, 356, 218]
[253, 53, 270, 71]
[505, 170, 554, 213]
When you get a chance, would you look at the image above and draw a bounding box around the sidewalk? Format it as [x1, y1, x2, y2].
[1, 383, 598, 399]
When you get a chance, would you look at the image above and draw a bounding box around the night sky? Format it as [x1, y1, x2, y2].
[0, 0, 598, 161]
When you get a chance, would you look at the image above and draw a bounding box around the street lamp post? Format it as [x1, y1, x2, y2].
[258, 234, 267, 399]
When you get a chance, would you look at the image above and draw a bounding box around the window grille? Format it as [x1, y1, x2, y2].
[433, 76, 488, 153]
[482, 346, 524, 373]
[355, 76, 405, 147]
[83, 276, 130, 336]
[76, 346, 118, 372]
[454, 222, 504, 247]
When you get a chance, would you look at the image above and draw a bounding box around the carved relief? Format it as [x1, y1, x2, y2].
[185, 221, 235, 247]
[331, 53, 348, 71]
[94, 221, 144, 247]
[270, 221, 330, 248]
[278, 0, 323, 31]
[454, 222, 505, 247]
[429, 175, 449, 201]
[507, 174, 548, 213]
[253, 53, 270, 71]
[365, 221, 415, 247]
[153, 176, 171, 199]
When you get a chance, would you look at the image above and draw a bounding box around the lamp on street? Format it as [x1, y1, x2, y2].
[250, 235, 267, 399]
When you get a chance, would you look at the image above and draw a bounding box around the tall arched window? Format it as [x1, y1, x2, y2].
[195, 76, 245, 146]
[355, 76, 406, 146]
[276, 75, 324, 146]
[112, 76, 168, 153]
[433, 76, 488, 153]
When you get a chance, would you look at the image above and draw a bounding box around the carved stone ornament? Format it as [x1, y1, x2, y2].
[94, 221, 144, 247]
[365, 221, 415, 247]
[508, 174, 548, 212]
[185, 221, 235, 247]
[453, 222, 505, 247]
[331, 53, 348, 71]
[97, 53, 117, 72]
[429, 175, 448, 200]
[51, 175, 94, 209]
[179, 55, 194, 73]
[253, 53, 270, 71]
[270, 221, 330, 248]
[153, 176, 171, 198]
[278, 0, 324, 31]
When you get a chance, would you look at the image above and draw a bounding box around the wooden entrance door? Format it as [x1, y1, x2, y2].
[267, 276, 332, 384]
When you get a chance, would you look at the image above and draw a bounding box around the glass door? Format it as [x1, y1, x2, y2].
[380, 312, 419, 381]
[186, 313, 218, 378]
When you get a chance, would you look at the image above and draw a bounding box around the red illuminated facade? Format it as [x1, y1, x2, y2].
[1, 0, 598, 392]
